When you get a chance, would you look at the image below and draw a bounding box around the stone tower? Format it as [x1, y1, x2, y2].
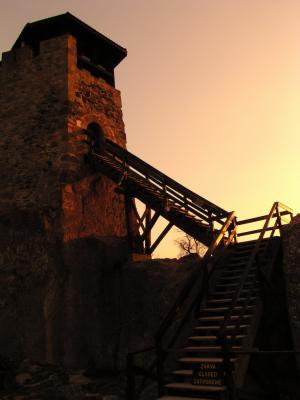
[0, 13, 131, 367]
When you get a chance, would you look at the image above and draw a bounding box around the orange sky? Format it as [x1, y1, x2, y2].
[1, 0, 300, 257]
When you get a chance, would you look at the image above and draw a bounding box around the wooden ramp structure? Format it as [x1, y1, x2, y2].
[89, 138, 233, 255]
[88, 138, 295, 400]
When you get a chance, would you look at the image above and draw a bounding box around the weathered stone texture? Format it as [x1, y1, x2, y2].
[61, 35, 128, 240]
[0, 231, 198, 370]
[0, 31, 130, 367]
[282, 215, 300, 370]
[0, 216, 129, 367]
[0, 35, 69, 213]
[67, 36, 126, 146]
[0, 214, 60, 362]
[0, 34, 128, 238]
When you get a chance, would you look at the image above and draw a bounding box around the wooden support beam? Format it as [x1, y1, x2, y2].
[148, 222, 174, 255]
[125, 195, 134, 254]
[137, 207, 148, 232]
[140, 211, 160, 244]
[145, 207, 152, 254]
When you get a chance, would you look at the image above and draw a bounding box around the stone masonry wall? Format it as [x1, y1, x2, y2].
[0, 33, 130, 367]
[0, 35, 69, 214]
[61, 35, 128, 242]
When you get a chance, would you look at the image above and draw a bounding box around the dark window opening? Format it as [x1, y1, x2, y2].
[87, 122, 106, 154]
[77, 40, 115, 86]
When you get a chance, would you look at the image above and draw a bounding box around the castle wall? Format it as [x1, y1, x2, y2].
[0, 35, 70, 214]
[61, 36, 128, 243]
[0, 33, 130, 366]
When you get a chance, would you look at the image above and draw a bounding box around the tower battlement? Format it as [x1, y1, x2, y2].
[1, 12, 127, 86]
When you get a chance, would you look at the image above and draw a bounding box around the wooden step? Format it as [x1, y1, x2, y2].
[224, 265, 252, 271]
[159, 396, 213, 400]
[178, 357, 226, 363]
[226, 259, 248, 265]
[235, 240, 268, 247]
[220, 273, 255, 280]
[212, 287, 257, 294]
[165, 382, 226, 393]
[199, 314, 252, 322]
[201, 305, 253, 313]
[215, 281, 258, 289]
[230, 254, 250, 260]
[178, 356, 236, 364]
[188, 335, 245, 342]
[194, 324, 249, 331]
[173, 369, 194, 377]
[183, 345, 241, 353]
[208, 297, 256, 304]
[221, 269, 256, 276]
[234, 247, 266, 255]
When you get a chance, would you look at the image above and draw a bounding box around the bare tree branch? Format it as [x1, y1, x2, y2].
[174, 231, 207, 258]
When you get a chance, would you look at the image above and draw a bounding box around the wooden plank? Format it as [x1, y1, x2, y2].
[145, 207, 152, 254]
[128, 170, 212, 223]
[237, 226, 279, 237]
[125, 195, 134, 253]
[277, 202, 293, 214]
[237, 210, 291, 225]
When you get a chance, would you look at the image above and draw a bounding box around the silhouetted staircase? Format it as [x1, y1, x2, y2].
[86, 136, 294, 400]
[159, 237, 282, 400]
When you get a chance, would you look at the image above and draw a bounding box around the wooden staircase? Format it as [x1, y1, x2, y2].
[158, 238, 281, 400]
[85, 136, 294, 400]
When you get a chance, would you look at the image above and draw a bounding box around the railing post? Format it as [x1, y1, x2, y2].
[162, 180, 170, 212]
[208, 212, 214, 235]
[232, 216, 238, 244]
[183, 194, 188, 211]
[126, 353, 136, 400]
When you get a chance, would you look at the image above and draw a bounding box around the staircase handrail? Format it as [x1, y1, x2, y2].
[154, 211, 237, 396]
[219, 202, 292, 337]
[125, 211, 237, 399]
[218, 201, 293, 399]
[102, 138, 229, 220]
[155, 211, 237, 343]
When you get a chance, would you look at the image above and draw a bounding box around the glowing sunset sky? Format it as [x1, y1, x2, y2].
[1, 0, 300, 257]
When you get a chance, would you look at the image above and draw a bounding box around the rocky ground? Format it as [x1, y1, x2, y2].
[0, 358, 159, 400]
[0, 359, 125, 400]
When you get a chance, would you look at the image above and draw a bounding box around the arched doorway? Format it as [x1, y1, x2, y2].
[86, 122, 105, 153]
